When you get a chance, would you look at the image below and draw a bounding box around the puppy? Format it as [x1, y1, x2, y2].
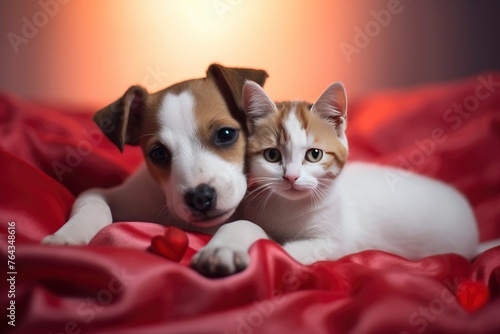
[42, 64, 268, 245]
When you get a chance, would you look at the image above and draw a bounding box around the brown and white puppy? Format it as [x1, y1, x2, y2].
[42, 64, 268, 245]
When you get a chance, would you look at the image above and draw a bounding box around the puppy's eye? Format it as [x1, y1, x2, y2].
[305, 148, 323, 163]
[215, 127, 238, 146]
[149, 145, 170, 164]
[263, 148, 281, 163]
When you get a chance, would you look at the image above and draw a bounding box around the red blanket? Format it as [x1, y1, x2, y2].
[1, 74, 500, 333]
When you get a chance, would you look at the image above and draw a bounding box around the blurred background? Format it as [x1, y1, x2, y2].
[1, 0, 500, 110]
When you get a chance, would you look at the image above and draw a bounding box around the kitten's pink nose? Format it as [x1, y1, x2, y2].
[283, 174, 299, 184]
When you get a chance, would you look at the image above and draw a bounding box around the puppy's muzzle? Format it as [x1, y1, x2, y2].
[184, 184, 217, 215]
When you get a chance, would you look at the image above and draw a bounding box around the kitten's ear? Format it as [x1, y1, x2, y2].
[243, 80, 277, 134]
[311, 82, 347, 135]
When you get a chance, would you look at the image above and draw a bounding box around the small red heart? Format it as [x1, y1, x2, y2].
[150, 227, 189, 262]
[457, 279, 490, 312]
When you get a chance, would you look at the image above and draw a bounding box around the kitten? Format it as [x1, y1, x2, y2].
[240, 80, 479, 264]
[192, 81, 479, 276]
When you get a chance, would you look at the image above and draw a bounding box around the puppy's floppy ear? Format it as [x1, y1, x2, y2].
[93, 85, 150, 152]
[207, 63, 269, 131]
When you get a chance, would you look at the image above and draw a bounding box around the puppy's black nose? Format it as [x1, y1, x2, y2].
[184, 184, 217, 214]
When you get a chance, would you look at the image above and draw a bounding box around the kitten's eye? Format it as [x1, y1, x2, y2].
[263, 148, 281, 163]
[305, 148, 323, 163]
[215, 127, 239, 146]
[149, 145, 170, 164]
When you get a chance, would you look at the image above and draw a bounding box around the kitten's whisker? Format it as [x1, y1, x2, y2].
[259, 186, 276, 215]
[247, 177, 277, 195]
[310, 188, 321, 208]
[247, 180, 279, 215]
[247, 181, 273, 198]
[245, 182, 274, 211]
[154, 203, 177, 225]
[135, 133, 157, 141]
[307, 183, 328, 209]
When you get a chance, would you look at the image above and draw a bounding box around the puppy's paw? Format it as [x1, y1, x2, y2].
[191, 246, 249, 278]
[41, 233, 89, 245]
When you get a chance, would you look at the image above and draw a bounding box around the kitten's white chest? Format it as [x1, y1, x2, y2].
[242, 186, 345, 243]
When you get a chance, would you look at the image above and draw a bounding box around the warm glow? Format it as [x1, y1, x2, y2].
[1, 0, 363, 109]
[0, 1, 477, 110]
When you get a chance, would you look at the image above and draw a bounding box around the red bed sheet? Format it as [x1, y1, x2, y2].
[1, 73, 500, 334]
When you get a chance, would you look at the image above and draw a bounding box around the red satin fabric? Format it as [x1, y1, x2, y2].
[1, 74, 500, 333]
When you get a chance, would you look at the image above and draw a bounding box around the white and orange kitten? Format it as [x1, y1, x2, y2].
[192, 81, 479, 276]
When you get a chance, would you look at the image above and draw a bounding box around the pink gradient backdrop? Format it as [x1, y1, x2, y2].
[1, 1, 499, 110]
